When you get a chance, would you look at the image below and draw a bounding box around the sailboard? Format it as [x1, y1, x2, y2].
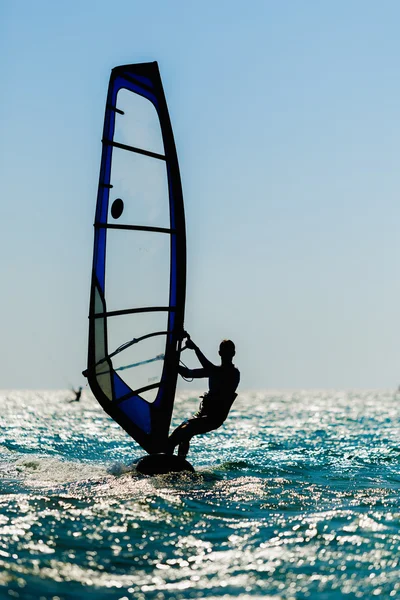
[85, 62, 186, 456]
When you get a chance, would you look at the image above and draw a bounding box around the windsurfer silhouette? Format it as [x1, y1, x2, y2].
[69, 386, 83, 402]
[167, 335, 240, 459]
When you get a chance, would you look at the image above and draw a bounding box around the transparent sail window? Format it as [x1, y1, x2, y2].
[114, 88, 165, 156]
[107, 312, 169, 403]
[105, 229, 171, 314]
[108, 147, 170, 229]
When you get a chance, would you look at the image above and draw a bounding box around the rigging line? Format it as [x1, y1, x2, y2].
[94, 331, 169, 367]
[96, 353, 165, 376]
[102, 139, 166, 161]
[179, 358, 193, 382]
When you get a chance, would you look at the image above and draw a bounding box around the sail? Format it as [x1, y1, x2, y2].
[85, 62, 186, 454]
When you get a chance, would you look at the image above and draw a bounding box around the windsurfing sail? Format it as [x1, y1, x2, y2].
[85, 62, 186, 454]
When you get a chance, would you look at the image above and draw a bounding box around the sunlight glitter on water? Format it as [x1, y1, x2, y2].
[1, 389, 400, 598]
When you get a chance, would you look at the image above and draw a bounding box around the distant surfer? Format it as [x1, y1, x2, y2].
[69, 386, 83, 402]
[167, 335, 240, 458]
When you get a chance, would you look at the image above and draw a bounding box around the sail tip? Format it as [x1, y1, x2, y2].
[112, 61, 159, 73]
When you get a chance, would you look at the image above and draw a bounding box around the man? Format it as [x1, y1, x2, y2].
[68, 386, 83, 402]
[167, 335, 240, 458]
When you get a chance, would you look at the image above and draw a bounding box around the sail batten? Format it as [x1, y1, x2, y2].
[94, 223, 175, 234]
[86, 62, 186, 454]
[92, 306, 174, 319]
[102, 138, 166, 161]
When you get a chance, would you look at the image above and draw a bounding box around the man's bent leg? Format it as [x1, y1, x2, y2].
[178, 439, 190, 458]
[166, 421, 190, 455]
[167, 417, 217, 457]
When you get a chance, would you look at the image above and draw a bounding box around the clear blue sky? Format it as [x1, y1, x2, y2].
[2, 0, 400, 389]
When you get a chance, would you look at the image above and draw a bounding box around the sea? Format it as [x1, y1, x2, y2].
[1, 389, 400, 600]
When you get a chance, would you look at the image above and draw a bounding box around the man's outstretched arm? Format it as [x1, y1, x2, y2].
[185, 336, 214, 370]
[178, 366, 207, 379]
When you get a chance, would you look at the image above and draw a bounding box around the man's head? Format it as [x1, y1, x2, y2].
[219, 339, 235, 360]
